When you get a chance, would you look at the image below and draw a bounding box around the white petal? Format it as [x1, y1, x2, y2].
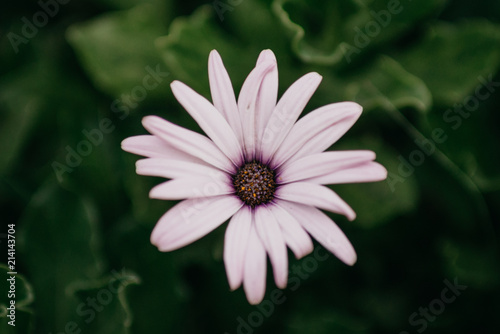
[255, 50, 278, 161]
[308, 162, 388, 185]
[270, 102, 362, 167]
[224, 206, 252, 290]
[121, 135, 204, 163]
[238, 60, 277, 160]
[277, 151, 376, 184]
[142, 116, 235, 173]
[279, 200, 357, 266]
[276, 182, 356, 221]
[149, 177, 233, 200]
[208, 50, 244, 146]
[136, 158, 224, 179]
[151, 196, 242, 251]
[260, 72, 322, 164]
[171, 80, 243, 166]
[254, 205, 288, 289]
[243, 223, 267, 305]
[270, 202, 313, 259]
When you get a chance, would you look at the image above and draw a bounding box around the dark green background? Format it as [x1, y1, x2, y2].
[1, 0, 499, 333]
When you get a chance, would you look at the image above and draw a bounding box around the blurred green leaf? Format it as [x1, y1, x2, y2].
[18, 181, 104, 333]
[440, 239, 500, 290]
[346, 55, 432, 113]
[273, 0, 447, 65]
[156, 5, 248, 98]
[70, 269, 140, 334]
[0, 265, 35, 334]
[393, 20, 500, 106]
[334, 135, 418, 228]
[67, 4, 171, 100]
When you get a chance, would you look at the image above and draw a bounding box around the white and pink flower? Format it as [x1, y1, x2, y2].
[122, 49, 387, 304]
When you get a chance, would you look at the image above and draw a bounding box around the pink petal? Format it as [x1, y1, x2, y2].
[136, 158, 224, 179]
[238, 60, 277, 160]
[254, 205, 288, 289]
[276, 182, 356, 221]
[151, 196, 242, 251]
[243, 224, 267, 305]
[308, 162, 388, 185]
[208, 50, 244, 147]
[224, 206, 252, 290]
[269, 202, 314, 259]
[149, 177, 233, 200]
[171, 80, 243, 166]
[277, 151, 376, 184]
[142, 116, 235, 173]
[121, 135, 204, 163]
[279, 200, 357, 266]
[270, 102, 362, 167]
[255, 50, 278, 161]
[260, 72, 322, 164]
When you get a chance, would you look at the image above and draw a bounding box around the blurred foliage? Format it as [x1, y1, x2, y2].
[1, 0, 499, 333]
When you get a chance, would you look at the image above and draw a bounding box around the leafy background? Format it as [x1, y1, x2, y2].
[1, 0, 500, 333]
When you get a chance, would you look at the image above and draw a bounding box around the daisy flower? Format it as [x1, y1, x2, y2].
[121, 49, 387, 304]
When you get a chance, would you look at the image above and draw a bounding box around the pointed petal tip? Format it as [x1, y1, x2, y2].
[347, 211, 356, 221]
[343, 252, 357, 266]
[247, 293, 265, 305]
[257, 49, 277, 64]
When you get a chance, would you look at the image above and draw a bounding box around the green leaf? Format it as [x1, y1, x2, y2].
[18, 180, 104, 333]
[67, 4, 171, 100]
[440, 239, 500, 290]
[156, 5, 249, 98]
[273, 0, 447, 65]
[393, 20, 500, 106]
[70, 269, 140, 334]
[345, 55, 432, 113]
[333, 135, 418, 228]
[0, 265, 35, 334]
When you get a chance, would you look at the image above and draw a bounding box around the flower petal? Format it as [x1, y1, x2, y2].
[243, 224, 267, 305]
[270, 102, 362, 167]
[224, 206, 252, 290]
[270, 202, 314, 259]
[136, 158, 224, 179]
[260, 72, 322, 164]
[142, 116, 235, 173]
[121, 135, 204, 163]
[151, 196, 242, 251]
[277, 151, 376, 184]
[208, 50, 244, 146]
[254, 205, 288, 289]
[149, 176, 233, 200]
[255, 50, 278, 161]
[276, 182, 356, 221]
[308, 161, 388, 185]
[238, 60, 277, 160]
[171, 80, 243, 166]
[278, 200, 357, 266]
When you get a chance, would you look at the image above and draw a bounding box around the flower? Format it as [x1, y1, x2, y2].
[121, 49, 387, 304]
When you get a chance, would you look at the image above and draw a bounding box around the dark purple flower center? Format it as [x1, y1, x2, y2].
[233, 161, 276, 208]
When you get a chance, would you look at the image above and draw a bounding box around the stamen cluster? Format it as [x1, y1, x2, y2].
[233, 161, 276, 208]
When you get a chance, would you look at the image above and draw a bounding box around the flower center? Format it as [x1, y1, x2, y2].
[233, 161, 276, 208]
